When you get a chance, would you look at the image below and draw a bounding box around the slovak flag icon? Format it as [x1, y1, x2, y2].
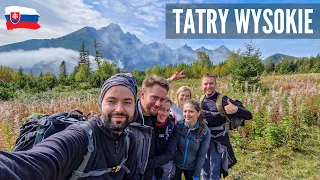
[10, 12, 20, 24]
[5, 6, 40, 30]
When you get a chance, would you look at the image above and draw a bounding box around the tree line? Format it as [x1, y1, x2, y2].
[1, 41, 319, 100]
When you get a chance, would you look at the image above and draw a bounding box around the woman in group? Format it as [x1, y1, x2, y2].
[173, 100, 211, 180]
[170, 86, 192, 122]
[152, 98, 176, 180]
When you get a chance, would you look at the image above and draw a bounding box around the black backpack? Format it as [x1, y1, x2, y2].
[11, 110, 90, 152]
[11, 110, 131, 180]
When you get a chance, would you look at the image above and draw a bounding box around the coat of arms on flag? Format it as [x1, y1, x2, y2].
[5, 6, 40, 30]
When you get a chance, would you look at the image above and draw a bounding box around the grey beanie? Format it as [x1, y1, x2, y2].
[99, 73, 137, 108]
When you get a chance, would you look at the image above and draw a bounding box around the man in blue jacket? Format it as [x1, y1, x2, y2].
[0, 73, 139, 180]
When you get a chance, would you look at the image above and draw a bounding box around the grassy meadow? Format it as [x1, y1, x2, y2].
[0, 73, 319, 179]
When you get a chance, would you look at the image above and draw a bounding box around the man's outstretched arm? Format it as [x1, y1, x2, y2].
[0, 125, 88, 180]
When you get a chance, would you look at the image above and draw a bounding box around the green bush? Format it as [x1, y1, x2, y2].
[251, 115, 268, 137]
[301, 108, 319, 126]
[0, 87, 15, 100]
[263, 123, 287, 148]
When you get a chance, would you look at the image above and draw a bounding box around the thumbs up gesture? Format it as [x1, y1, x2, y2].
[224, 98, 238, 114]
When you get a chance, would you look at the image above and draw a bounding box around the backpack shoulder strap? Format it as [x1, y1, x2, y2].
[69, 122, 94, 180]
[200, 95, 205, 103]
[125, 132, 130, 159]
[216, 93, 226, 116]
[165, 121, 174, 141]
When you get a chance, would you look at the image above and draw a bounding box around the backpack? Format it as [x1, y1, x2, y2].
[11, 110, 131, 180]
[165, 120, 175, 141]
[200, 93, 246, 132]
[126, 100, 153, 179]
[11, 110, 90, 152]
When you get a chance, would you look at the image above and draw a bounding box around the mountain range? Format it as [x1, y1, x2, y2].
[0, 23, 231, 75]
[0, 23, 299, 75]
[263, 53, 301, 64]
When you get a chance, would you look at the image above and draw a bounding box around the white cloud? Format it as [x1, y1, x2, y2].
[33, 0, 110, 28]
[178, 0, 191, 3]
[143, 22, 159, 28]
[101, 0, 128, 13]
[92, 1, 100, 5]
[129, 0, 156, 8]
[119, 23, 148, 35]
[0, 48, 97, 74]
[0, 0, 110, 46]
[121, 0, 168, 28]
[117, 59, 124, 69]
[0, 19, 8, 31]
[0, 48, 78, 68]
[134, 12, 157, 23]
[137, 6, 165, 21]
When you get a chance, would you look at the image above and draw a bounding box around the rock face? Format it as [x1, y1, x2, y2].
[0, 23, 231, 74]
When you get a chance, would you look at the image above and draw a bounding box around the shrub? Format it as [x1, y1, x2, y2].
[263, 123, 287, 148]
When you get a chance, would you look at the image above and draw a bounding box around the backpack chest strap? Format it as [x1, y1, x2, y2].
[72, 157, 130, 178]
[70, 125, 131, 180]
[209, 122, 230, 138]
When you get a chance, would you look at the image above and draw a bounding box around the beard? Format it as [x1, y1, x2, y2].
[144, 102, 159, 116]
[146, 106, 158, 116]
[101, 112, 131, 131]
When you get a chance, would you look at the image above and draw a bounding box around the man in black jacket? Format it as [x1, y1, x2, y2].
[128, 75, 179, 180]
[0, 73, 139, 180]
[200, 73, 253, 180]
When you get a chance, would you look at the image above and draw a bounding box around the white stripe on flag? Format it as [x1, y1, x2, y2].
[5, 6, 40, 16]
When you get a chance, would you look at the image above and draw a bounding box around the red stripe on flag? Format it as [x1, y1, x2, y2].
[6, 21, 40, 30]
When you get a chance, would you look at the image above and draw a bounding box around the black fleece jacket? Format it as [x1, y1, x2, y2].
[0, 115, 139, 180]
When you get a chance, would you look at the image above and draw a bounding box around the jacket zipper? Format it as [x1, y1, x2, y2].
[182, 130, 191, 167]
[115, 141, 119, 154]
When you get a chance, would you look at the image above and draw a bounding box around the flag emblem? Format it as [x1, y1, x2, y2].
[5, 6, 40, 30]
[10, 12, 20, 24]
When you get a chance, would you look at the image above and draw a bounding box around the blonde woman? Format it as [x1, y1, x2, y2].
[170, 86, 192, 122]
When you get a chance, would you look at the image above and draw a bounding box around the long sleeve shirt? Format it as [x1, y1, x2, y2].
[0, 115, 139, 180]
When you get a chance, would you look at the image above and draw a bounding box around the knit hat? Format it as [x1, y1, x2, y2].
[98, 73, 137, 108]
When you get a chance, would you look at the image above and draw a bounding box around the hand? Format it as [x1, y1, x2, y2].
[224, 98, 238, 114]
[169, 70, 187, 82]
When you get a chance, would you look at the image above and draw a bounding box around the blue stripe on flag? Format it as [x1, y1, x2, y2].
[5, 15, 39, 22]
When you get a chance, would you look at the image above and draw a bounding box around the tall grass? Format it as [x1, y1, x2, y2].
[0, 73, 319, 179]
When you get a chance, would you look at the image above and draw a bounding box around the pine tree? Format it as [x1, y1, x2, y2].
[194, 51, 212, 68]
[39, 70, 43, 78]
[265, 61, 275, 73]
[93, 40, 103, 68]
[18, 66, 23, 77]
[59, 60, 67, 80]
[85, 49, 91, 79]
[230, 42, 264, 90]
[17, 66, 26, 89]
[78, 40, 86, 67]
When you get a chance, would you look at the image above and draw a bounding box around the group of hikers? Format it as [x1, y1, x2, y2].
[0, 71, 252, 180]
